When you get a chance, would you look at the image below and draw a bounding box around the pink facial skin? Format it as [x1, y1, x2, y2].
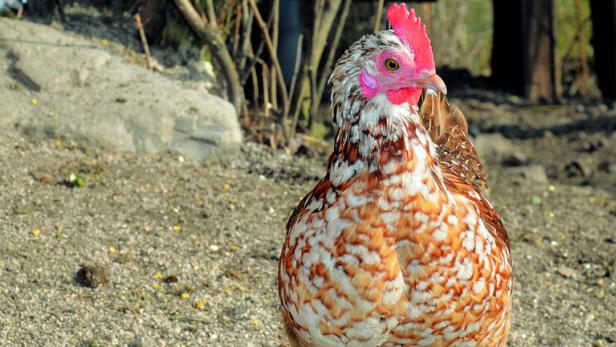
[358, 50, 430, 106]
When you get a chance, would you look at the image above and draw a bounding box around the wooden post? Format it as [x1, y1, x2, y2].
[491, 0, 559, 102]
[590, 0, 616, 100]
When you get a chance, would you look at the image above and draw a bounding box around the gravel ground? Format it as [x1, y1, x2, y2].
[0, 102, 615, 346]
[1, 6, 616, 347]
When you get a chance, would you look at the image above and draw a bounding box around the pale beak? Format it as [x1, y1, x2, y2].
[412, 73, 447, 94]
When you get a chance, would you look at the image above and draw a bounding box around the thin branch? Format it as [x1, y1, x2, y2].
[193, 0, 208, 24]
[259, 60, 271, 118]
[174, 0, 243, 113]
[270, 0, 280, 112]
[288, 34, 304, 115]
[291, 82, 306, 136]
[248, 0, 289, 118]
[239, 6, 276, 84]
[134, 13, 153, 70]
[205, 0, 217, 27]
[574, 0, 588, 94]
[310, 0, 343, 75]
[374, 0, 384, 32]
[251, 67, 260, 110]
[240, 41, 265, 84]
[306, 0, 344, 126]
[238, 0, 253, 70]
[316, 0, 351, 103]
[232, 4, 241, 58]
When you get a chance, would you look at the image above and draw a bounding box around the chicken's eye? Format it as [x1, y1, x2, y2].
[384, 58, 400, 72]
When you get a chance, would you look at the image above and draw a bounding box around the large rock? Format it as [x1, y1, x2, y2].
[0, 18, 242, 162]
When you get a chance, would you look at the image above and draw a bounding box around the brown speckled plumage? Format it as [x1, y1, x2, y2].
[278, 4, 512, 346]
[418, 90, 488, 191]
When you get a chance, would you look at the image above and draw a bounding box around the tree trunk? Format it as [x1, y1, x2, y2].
[491, 0, 559, 102]
[590, 0, 616, 100]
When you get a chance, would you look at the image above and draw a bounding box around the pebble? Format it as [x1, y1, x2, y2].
[564, 160, 592, 178]
[557, 266, 578, 280]
[75, 265, 107, 288]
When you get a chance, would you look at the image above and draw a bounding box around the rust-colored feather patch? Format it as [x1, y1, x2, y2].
[419, 90, 488, 190]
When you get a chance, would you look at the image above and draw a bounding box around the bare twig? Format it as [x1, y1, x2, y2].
[288, 34, 304, 119]
[316, 0, 351, 107]
[205, 0, 217, 26]
[238, 0, 253, 69]
[259, 60, 271, 118]
[251, 67, 260, 110]
[239, 6, 276, 83]
[310, 0, 343, 75]
[270, 0, 280, 112]
[232, 4, 241, 58]
[134, 13, 153, 70]
[374, 0, 385, 32]
[306, 0, 325, 127]
[575, 0, 588, 95]
[193, 0, 207, 23]
[291, 82, 306, 136]
[306, 0, 345, 127]
[174, 0, 243, 113]
[248, 0, 289, 119]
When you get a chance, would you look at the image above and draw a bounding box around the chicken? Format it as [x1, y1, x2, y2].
[278, 3, 512, 347]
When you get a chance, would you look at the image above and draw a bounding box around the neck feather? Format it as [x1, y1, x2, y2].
[327, 94, 444, 192]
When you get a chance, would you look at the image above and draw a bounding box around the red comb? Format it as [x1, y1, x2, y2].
[387, 3, 435, 71]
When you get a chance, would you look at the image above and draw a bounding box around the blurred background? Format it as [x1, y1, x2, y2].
[1, 2, 616, 346]
[1, 0, 611, 147]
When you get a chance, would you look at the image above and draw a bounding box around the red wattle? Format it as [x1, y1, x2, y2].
[386, 87, 422, 106]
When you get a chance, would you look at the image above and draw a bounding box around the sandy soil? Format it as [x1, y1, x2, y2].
[0, 99, 615, 347]
[1, 5, 616, 347]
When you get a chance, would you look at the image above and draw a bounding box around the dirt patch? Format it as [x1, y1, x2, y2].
[0, 6, 615, 347]
[1, 102, 615, 346]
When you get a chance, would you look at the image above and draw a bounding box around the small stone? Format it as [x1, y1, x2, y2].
[163, 275, 178, 284]
[128, 335, 153, 347]
[115, 251, 135, 264]
[564, 160, 592, 178]
[557, 266, 578, 280]
[599, 161, 616, 174]
[510, 165, 548, 185]
[37, 174, 53, 184]
[581, 140, 602, 153]
[501, 152, 528, 167]
[76, 265, 107, 288]
[473, 133, 515, 162]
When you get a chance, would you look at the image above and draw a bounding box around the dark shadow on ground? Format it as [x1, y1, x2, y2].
[483, 115, 616, 139]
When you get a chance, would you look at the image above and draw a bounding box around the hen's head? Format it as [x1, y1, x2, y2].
[330, 3, 445, 114]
